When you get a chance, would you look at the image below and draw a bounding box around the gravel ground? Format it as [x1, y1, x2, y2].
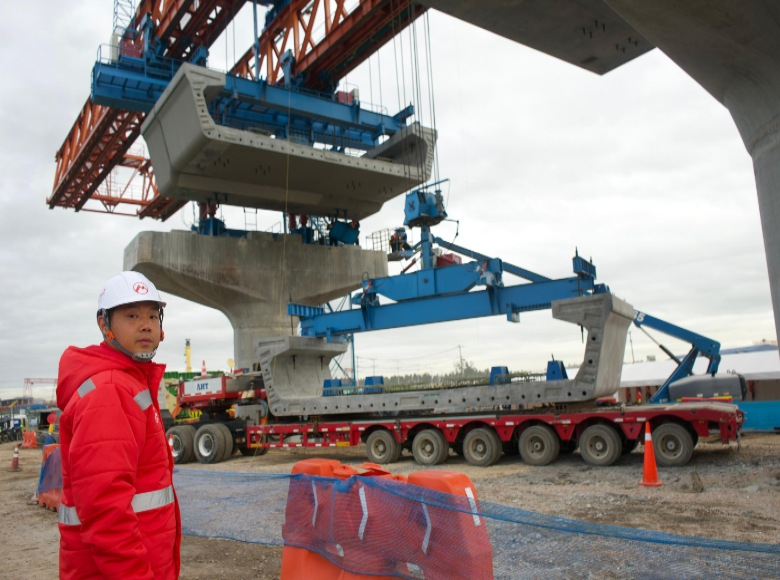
[1, 432, 777, 579]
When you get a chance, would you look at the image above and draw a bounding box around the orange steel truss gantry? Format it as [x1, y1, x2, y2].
[49, 0, 425, 221]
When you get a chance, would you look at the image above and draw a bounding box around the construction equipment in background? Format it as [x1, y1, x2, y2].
[49, 0, 428, 222]
[184, 339, 192, 375]
[165, 189, 743, 468]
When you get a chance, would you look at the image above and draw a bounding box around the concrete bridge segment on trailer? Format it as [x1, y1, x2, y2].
[124, 230, 388, 371]
[421, 0, 780, 351]
[256, 293, 635, 418]
[141, 63, 437, 221]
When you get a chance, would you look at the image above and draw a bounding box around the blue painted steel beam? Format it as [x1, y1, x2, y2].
[433, 236, 550, 283]
[91, 59, 411, 150]
[292, 276, 594, 339]
[362, 258, 504, 302]
[633, 310, 722, 404]
[91, 59, 173, 113]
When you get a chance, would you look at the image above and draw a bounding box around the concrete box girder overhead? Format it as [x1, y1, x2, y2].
[124, 230, 388, 370]
[597, 0, 780, 353]
[418, 0, 654, 75]
[140, 63, 437, 221]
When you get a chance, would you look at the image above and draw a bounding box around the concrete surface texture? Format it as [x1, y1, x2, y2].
[418, 0, 653, 75]
[141, 63, 437, 221]
[422, 0, 780, 351]
[124, 230, 388, 371]
[260, 294, 634, 417]
[257, 336, 349, 413]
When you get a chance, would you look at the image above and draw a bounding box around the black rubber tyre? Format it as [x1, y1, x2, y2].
[194, 424, 228, 464]
[239, 432, 269, 456]
[519, 425, 560, 466]
[412, 429, 449, 465]
[579, 424, 622, 466]
[462, 427, 501, 467]
[166, 425, 195, 464]
[214, 423, 234, 462]
[239, 445, 269, 456]
[365, 429, 402, 464]
[653, 423, 694, 467]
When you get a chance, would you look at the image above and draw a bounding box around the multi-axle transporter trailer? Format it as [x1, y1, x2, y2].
[167, 390, 742, 467]
[240, 401, 742, 468]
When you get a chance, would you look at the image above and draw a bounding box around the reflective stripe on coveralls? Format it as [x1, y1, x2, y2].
[58, 485, 175, 526]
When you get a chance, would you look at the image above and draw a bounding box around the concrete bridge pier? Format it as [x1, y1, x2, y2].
[602, 0, 780, 345]
[124, 230, 387, 371]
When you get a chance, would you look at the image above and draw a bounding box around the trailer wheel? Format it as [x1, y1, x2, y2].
[194, 424, 229, 464]
[653, 423, 694, 467]
[166, 426, 195, 464]
[579, 424, 622, 466]
[239, 445, 269, 456]
[462, 427, 501, 467]
[366, 430, 401, 464]
[519, 425, 560, 466]
[412, 429, 449, 465]
[239, 433, 269, 457]
[214, 423, 234, 462]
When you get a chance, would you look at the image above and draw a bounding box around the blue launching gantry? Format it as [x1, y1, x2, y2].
[90, 15, 413, 153]
[631, 311, 724, 404]
[288, 183, 608, 340]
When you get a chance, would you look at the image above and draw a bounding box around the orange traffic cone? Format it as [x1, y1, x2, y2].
[8, 444, 21, 472]
[639, 422, 662, 487]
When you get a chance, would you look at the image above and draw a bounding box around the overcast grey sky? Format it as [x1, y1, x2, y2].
[0, 3, 774, 400]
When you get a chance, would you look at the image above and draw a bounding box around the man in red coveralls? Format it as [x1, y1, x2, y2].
[56, 271, 181, 579]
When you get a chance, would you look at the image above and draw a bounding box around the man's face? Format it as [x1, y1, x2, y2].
[99, 301, 162, 356]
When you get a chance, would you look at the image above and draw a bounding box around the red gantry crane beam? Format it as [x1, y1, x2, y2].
[49, 0, 248, 220]
[49, 0, 426, 220]
[230, 0, 425, 90]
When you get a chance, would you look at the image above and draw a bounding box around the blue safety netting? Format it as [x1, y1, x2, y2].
[173, 469, 780, 579]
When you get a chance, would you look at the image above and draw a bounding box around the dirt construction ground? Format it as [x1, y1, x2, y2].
[1, 432, 778, 579]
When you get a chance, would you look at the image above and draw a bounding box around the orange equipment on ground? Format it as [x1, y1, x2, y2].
[37, 443, 62, 511]
[280, 459, 494, 579]
[21, 430, 38, 449]
[639, 423, 663, 487]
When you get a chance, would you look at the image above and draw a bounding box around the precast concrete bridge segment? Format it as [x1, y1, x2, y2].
[422, 0, 780, 349]
[124, 230, 388, 371]
[255, 293, 635, 418]
[141, 63, 437, 221]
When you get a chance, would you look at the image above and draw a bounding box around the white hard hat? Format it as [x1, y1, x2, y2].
[98, 271, 166, 311]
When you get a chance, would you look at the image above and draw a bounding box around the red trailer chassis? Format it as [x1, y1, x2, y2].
[243, 401, 743, 468]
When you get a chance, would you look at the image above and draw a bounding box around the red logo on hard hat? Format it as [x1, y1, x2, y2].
[133, 282, 149, 295]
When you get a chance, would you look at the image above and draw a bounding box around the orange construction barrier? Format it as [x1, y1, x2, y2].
[280, 459, 494, 580]
[639, 422, 663, 487]
[37, 444, 62, 511]
[21, 430, 38, 449]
